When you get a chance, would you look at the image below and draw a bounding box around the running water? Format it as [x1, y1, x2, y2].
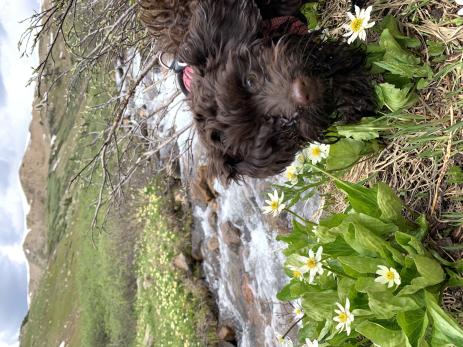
[120, 57, 322, 346]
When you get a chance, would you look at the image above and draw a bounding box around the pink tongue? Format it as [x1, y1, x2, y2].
[183, 66, 194, 93]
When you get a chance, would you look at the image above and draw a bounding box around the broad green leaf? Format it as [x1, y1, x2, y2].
[338, 256, 386, 274]
[300, 2, 319, 30]
[424, 291, 463, 346]
[397, 309, 429, 346]
[347, 213, 398, 238]
[374, 61, 432, 79]
[301, 290, 338, 321]
[321, 237, 356, 257]
[375, 83, 418, 112]
[325, 138, 364, 171]
[355, 277, 388, 293]
[336, 117, 381, 141]
[395, 231, 425, 255]
[416, 78, 431, 90]
[356, 321, 412, 347]
[399, 255, 445, 296]
[277, 280, 311, 301]
[337, 278, 356, 302]
[376, 182, 410, 229]
[379, 29, 420, 65]
[368, 291, 421, 319]
[343, 220, 403, 265]
[377, 15, 421, 48]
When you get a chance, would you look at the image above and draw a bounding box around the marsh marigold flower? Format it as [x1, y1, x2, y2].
[305, 142, 330, 165]
[375, 265, 401, 288]
[304, 339, 319, 347]
[333, 298, 354, 335]
[343, 6, 375, 44]
[262, 190, 286, 217]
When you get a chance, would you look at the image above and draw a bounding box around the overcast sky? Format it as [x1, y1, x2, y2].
[0, 0, 40, 346]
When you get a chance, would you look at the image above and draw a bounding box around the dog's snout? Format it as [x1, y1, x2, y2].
[291, 78, 312, 105]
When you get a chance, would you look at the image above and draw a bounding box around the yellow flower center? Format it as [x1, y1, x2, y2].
[293, 270, 302, 278]
[307, 258, 317, 269]
[338, 312, 348, 323]
[287, 171, 297, 180]
[295, 308, 302, 315]
[311, 147, 321, 157]
[386, 271, 395, 281]
[271, 201, 279, 210]
[350, 18, 364, 32]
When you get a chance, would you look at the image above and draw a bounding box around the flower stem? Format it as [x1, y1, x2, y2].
[284, 208, 307, 223]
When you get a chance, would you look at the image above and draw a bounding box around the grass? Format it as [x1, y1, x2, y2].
[133, 180, 217, 347]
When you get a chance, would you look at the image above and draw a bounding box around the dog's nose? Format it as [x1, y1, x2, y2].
[291, 79, 311, 105]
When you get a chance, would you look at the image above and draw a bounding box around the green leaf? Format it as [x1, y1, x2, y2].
[379, 29, 420, 66]
[375, 83, 418, 112]
[424, 291, 463, 346]
[395, 231, 426, 255]
[368, 291, 421, 319]
[426, 40, 445, 57]
[376, 182, 411, 229]
[300, 2, 319, 30]
[336, 117, 381, 141]
[374, 61, 432, 79]
[278, 219, 312, 253]
[377, 15, 421, 48]
[325, 138, 365, 171]
[277, 280, 312, 301]
[356, 321, 412, 347]
[398, 255, 445, 296]
[397, 309, 429, 346]
[301, 290, 339, 321]
[355, 277, 388, 293]
[338, 255, 386, 274]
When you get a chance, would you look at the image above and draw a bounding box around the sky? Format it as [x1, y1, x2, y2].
[0, 0, 40, 346]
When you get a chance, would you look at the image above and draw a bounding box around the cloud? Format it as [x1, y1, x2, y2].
[0, 255, 27, 346]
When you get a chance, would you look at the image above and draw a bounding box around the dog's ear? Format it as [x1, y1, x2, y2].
[178, 0, 262, 68]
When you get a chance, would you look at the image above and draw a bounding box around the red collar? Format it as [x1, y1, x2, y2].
[181, 16, 308, 95]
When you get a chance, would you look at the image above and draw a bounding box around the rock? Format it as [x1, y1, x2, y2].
[217, 325, 236, 342]
[218, 342, 236, 347]
[190, 166, 218, 204]
[143, 275, 153, 289]
[173, 253, 190, 272]
[220, 222, 241, 246]
[207, 236, 219, 252]
[191, 222, 204, 261]
[208, 210, 218, 228]
[241, 274, 254, 304]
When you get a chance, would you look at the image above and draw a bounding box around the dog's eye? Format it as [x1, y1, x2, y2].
[245, 74, 258, 90]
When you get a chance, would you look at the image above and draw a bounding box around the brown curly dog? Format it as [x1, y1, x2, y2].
[139, 0, 375, 181]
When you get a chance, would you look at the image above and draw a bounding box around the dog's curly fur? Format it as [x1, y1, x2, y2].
[139, 0, 376, 181]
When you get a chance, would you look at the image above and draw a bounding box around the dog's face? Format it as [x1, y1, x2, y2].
[179, 0, 376, 181]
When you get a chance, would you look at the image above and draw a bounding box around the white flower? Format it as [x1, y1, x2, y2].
[375, 265, 401, 288]
[262, 190, 286, 217]
[276, 333, 294, 347]
[333, 298, 355, 335]
[294, 152, 306, 170]
[299, 246, 324, 283]
[288, 264, 307, 280]
[457, 0, 463, 16]
[342, 6, 375, 44]
[293, 305, 304, 320]
[304, 338, 319, 347]
[284, 165, 299, 185]
[305, 142, 330, 165]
